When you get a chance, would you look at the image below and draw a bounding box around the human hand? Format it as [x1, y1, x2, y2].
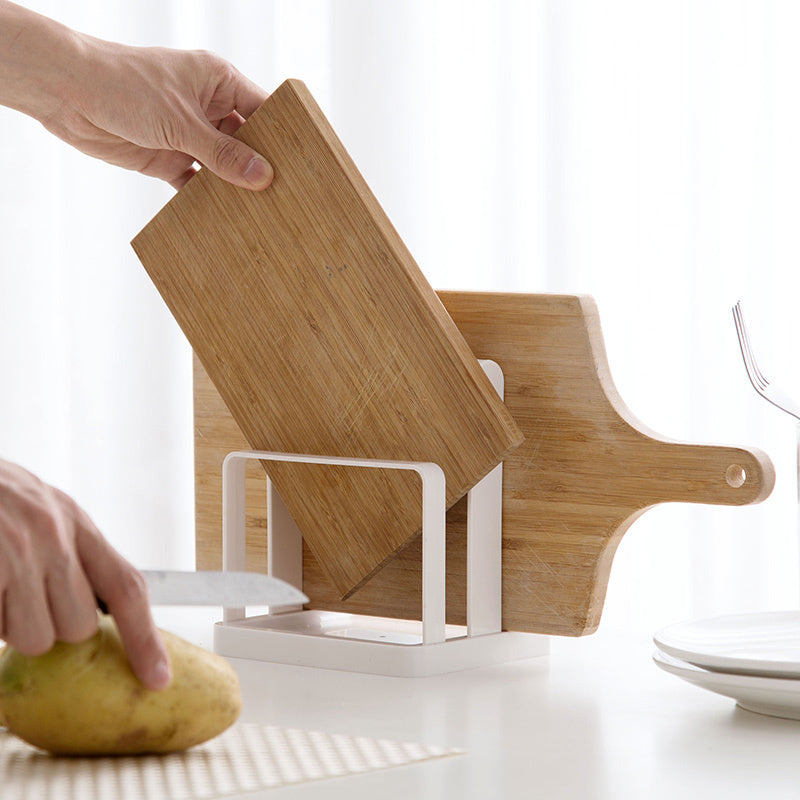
[0, 459, 171, 690]
[44, 39, 274, 191]
[0, 1, 272, 190]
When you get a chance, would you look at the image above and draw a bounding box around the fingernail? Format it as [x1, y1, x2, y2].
[150, 656, 172, 690]
[243, 156, 273, 188]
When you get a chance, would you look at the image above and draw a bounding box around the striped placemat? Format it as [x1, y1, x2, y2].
[0, 723, 463, 798]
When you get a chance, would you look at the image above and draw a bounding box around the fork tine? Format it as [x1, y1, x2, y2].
[733, 303, 758, 384]
[733, 301, 800, 421]
[733, 302, 768, 393]
[740, 321, 766, 389]
[736, 306, 765, 385]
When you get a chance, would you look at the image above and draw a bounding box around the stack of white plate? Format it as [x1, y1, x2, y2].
[653, 611, 800, 720]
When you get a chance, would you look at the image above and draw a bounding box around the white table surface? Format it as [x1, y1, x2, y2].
[152, 608, 800, 800]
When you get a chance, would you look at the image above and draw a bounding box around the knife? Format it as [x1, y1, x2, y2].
[140, 570, 308, 608]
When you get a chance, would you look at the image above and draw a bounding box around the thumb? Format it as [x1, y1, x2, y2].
[191, 125, 273, 190]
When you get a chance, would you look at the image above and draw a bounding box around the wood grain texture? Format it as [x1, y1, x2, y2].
[194, 292, 775, 636]
[132, 79, 522, 599]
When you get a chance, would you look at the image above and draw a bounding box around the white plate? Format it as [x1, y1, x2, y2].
[654, 611, 800, 678]
[653, 649, 800, 720]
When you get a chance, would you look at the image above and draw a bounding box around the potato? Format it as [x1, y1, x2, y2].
[0, 614, 241, 755]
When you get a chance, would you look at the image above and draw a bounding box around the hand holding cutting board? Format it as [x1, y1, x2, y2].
[0, 0, 273, 190]
[133, 79, 523, 599]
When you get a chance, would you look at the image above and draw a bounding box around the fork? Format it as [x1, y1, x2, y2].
[733, 300, 800, 421]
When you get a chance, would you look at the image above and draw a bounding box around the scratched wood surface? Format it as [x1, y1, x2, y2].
[132, 79, 522, 599]
[194, 292, 774, 636]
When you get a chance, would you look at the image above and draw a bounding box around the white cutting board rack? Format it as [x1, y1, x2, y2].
[213, 361, 549, 676]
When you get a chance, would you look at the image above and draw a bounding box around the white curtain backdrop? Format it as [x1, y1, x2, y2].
[2, 0, 800, 635]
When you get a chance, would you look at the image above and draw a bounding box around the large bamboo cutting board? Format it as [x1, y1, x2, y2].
[194, 292, 775, 636]
[132, 79, 522, 599]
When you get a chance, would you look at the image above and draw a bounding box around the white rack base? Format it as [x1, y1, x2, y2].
[214, 610, 549, 677]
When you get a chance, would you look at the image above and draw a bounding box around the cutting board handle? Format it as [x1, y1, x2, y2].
[610, 433, 774, 508]
[597, 320, 775, 509]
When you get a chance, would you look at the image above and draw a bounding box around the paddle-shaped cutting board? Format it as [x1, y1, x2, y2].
[132, 80, 522, 599]
[193, 292, 775, 635]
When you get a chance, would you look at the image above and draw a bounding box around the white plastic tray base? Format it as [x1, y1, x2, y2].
[215, 610, 550, 677]
[0, 722, 463, 799]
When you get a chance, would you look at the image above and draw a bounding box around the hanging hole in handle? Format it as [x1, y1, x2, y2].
[725, 464, 747, 488]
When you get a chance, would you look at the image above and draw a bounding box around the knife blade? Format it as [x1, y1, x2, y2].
[141, 570, 308, 608]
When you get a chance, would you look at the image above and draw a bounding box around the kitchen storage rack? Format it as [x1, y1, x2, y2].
[213, 361, 549, 676]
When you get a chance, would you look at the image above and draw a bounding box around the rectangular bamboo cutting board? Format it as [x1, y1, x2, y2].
[193, 292, 774, 635]
[132, 79, 522, 599]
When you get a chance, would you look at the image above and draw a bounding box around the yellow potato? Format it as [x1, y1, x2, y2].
[0, 615, 241, 755]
